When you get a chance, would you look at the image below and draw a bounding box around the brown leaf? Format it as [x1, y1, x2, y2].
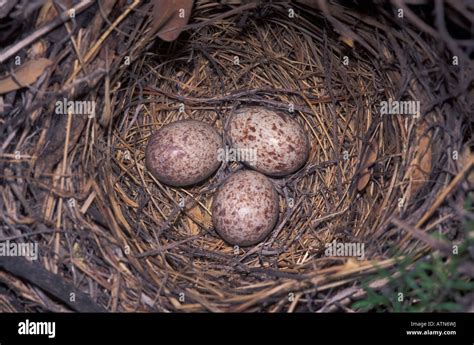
[405, 123, 433, 194]
[186, 203, 211, 234]
[339, 35, 354, 48]
[0, 58, 52, 94]
[356, 138, 378, 192]
[186, 206, 201, 235]
[150, 0, 194, 42]
[361, 138, 379, 170]
[356, 169, 371, 192]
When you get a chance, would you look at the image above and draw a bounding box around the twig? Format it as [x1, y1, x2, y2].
[391, 217, 452, 256]
[416, 155, 473, 228]
[0, 0, 95, 64]
[0, 256, 106, 312]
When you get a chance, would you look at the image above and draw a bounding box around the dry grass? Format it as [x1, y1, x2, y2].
[0, 1, 472, 312]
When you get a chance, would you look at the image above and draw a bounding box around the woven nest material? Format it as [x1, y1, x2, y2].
[0, 1, 472, 312]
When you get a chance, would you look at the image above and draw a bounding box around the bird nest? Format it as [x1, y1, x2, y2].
[0, 1, 472, 312]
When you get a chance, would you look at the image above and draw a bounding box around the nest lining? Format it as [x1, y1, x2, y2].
[0, 1, 471, 313]
[107, 4, 432, 312]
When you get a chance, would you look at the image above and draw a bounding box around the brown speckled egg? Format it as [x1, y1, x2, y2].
[212, 170, 279, 246]
[145, 120, 222, 187]
[228, 107, 310, 176]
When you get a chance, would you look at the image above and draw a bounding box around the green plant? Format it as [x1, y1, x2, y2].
[353, 194, 474, 312]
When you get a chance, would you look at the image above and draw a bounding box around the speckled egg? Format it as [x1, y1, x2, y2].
[228, 107, 310, 176]
[145, 120, 222, 187]
[212, 170, 279, 246]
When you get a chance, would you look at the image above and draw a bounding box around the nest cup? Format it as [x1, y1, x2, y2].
[2, 1, 471, 312]
[106, 2, 468, 312]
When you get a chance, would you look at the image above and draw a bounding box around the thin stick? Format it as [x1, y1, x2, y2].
[416, 155, 473, 228]
[391, 217, 452, 255]
[65, 0, 140, 84]
[0, 0, 94, 64]
[53, 108, 73, 273]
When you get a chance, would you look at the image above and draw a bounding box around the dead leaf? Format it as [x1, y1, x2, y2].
[361, 139, 379, 170]
[0, 58, 52, 94]
[339, 35, 354, 48]
[186, 204, 211, 234]
[28, 41, 47, 59]
[356, 170, 371, 192]
[150, 0, 194, 42]
[356, 138, 379, 192]
[405, 122, 433, 195]
[343, 258, 365, 270]
[36, 0, 58, 27]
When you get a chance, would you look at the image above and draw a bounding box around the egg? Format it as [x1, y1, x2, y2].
[145, 120, 222, 187]
[228, 106, 310, 176]
[212, 170, 279, 246]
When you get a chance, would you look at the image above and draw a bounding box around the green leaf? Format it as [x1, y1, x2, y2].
[436, 302, 462, 312]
